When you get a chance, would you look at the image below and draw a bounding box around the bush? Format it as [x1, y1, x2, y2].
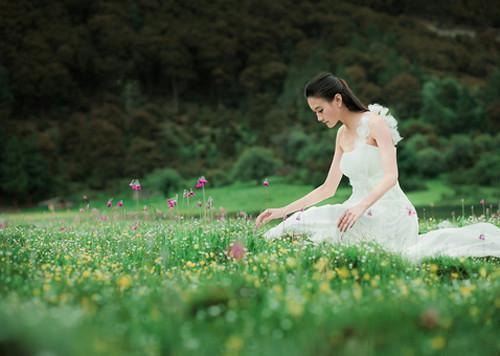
[399, 175, 427, 192]
[143, 167, 184, 197]
[231, 147, 282, 184]
[415, 147, 445, 178]
[469, 154, 500, 185]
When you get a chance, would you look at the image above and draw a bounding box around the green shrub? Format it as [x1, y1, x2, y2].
[143, 167, 184, 197]
[231, 147, 282, 184]
[415, 147, 445, 178]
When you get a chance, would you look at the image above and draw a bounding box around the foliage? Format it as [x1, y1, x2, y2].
[143, 167, 184, 197]
[231, 147, 282, 184]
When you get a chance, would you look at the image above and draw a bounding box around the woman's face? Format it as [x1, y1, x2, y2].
[307, 94, 341, 129]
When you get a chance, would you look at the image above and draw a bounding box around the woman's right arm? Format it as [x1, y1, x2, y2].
[255, 127, 345, 228]
[280, 126, 345, 217]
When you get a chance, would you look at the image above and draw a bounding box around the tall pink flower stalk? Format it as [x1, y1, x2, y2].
[129, 178, 141, 209]
[195, 176, 208, 221]
[262, 178, 270, 203]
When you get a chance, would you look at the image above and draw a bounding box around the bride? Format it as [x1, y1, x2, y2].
[255, 72, 500, 263]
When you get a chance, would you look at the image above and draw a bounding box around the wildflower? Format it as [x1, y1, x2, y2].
[336, 267, 350, 279]
[79, 208, 85, 213]
[196, 200, 202, 208]
[225, 335, 244, 353]
[478, 233, 485, 240]
[167, 198, 177, 209]
[480, 199, 485, 205]
[117, 275, 132, 290]
[130, 223, 139, 231]
[188, 190, 195, 197]
[117, 200, 123, 207]
[430, 336, 446, 350]
[263, 178, 269, 187]
[196, 176, 208, 188]
[129, 179, 141, 191]
[228, 242, 246, 260]
[99, 215, 108, 221]
[107, 199, 112, 208]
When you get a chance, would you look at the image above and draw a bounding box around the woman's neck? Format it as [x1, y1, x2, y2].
[340, 108, 366, 132]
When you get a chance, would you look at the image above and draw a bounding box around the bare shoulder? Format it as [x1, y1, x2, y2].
[366, 111, 385, 128]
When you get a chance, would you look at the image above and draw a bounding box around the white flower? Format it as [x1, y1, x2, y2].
[367, 103, 404, 145]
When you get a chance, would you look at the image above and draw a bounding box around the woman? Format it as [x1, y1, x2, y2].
[255, 72, 500, 263]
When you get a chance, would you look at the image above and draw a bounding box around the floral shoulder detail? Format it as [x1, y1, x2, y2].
[367, 103, 404, 145]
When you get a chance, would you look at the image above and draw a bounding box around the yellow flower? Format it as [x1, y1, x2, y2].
[118, 275, 132, 290]
[459, 285, 475, 298]
[273, 285, 283, 294]
[287, 299, 304, 317]
[336, 267, 349, 279]
[314, 257, 329, 272]
[319, 282, 330, 293]
[286, 257, 297, 269]
[353, 284, 362, 300]
[225, 335, 244, 354]
[363, 273, 371, 281]
[430, 336, 446, 350]
[430, 264, 439, 273]
[479, 267, 487, 278]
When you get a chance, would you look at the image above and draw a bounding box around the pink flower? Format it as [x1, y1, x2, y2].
[0, 222, 5, 229]
[196, 200, 202, 208]
[117, 200, 123, 207]
[59, 226, 66, 232]
[130, 223, 139, 231]
[99, 215, 108, 221]
[107, 199, 112, 208]
[196, 176, 208, 188]
[263, 178, 269, 187]
[479, 233, 485, 240]
[79, 208, 85, 213]
[129, 179, 141, 191]
[406, 206, 417, 216]
[188, 190, 195, 197]
[167, 198, 177, 209]
[228, 242, 246, 260]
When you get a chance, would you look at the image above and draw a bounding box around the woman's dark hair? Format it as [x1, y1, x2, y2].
[304, 72, 368, 112]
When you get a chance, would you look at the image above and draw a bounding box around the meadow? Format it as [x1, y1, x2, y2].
[1, 179, 499, 356]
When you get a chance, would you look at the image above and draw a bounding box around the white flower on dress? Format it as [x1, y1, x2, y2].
[367, 103, 403, 145]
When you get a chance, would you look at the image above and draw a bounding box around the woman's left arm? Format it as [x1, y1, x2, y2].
[337, 114, 398, 232]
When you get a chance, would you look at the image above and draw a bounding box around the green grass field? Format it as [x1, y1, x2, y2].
[1, 208, 499, 355]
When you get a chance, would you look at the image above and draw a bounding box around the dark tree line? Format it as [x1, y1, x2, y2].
[0, 0, 499, 204]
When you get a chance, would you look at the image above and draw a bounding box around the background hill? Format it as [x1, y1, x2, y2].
[0, 0, 499, 206]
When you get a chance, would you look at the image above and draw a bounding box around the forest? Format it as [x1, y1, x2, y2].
[0, 0, 499, 205]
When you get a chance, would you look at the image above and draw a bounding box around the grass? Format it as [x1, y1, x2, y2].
[0, 211, 499, 355]
[7, 177, 499, 221]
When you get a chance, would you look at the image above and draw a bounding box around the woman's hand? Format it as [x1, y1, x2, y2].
[255, 208, 285, 228]
[337, 203, 368, 233]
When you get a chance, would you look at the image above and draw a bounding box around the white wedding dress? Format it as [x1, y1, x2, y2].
[263, 104, 500, 263]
